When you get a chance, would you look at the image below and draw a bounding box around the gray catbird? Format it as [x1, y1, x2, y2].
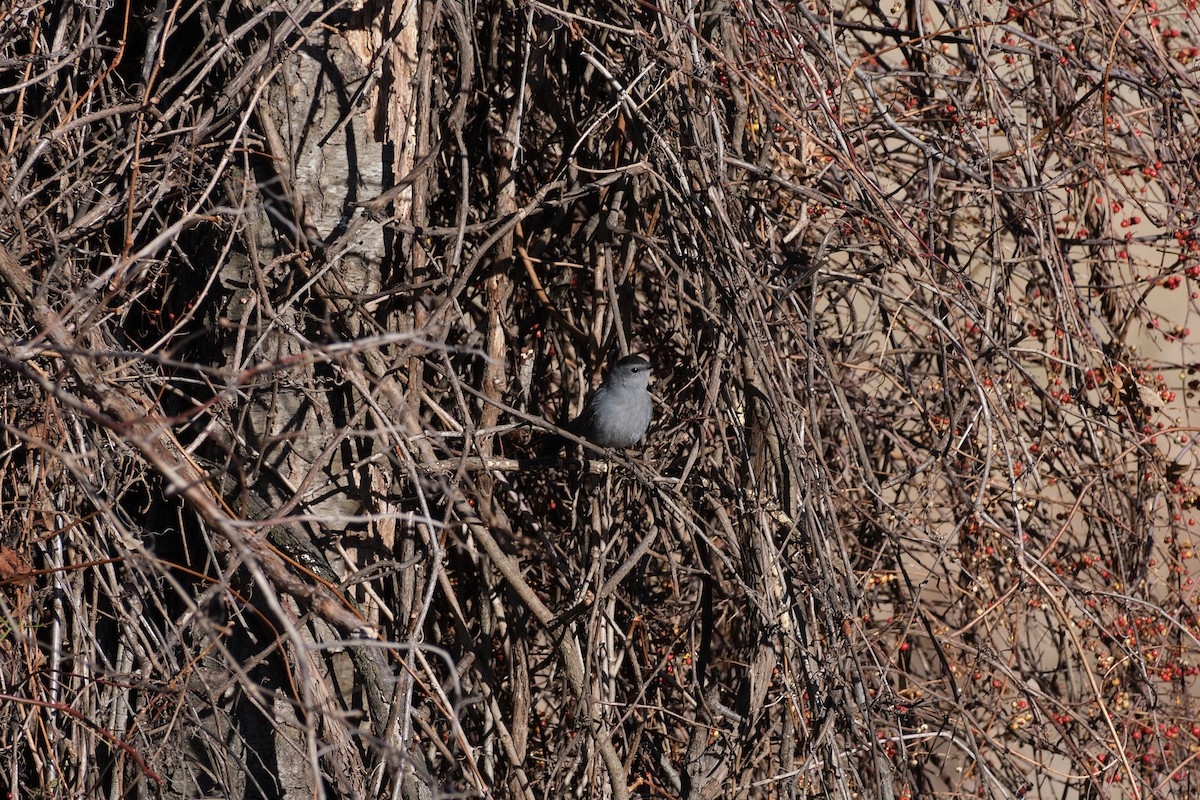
[545, 355, 653, 451]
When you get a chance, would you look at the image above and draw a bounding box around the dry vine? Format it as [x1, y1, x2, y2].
[3, 0, 1200, 798]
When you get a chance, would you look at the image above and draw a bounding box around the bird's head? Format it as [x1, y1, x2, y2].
[605, 355, 652, 390]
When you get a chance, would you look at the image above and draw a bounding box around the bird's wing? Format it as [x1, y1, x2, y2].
[569, 386, 607, 437]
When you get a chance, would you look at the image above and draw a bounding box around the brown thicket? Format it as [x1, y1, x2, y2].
[3, 0, 1200, 798]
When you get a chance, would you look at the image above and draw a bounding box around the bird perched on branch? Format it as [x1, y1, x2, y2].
[544, 354, 654, 452]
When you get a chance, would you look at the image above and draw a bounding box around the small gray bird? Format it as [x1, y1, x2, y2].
[547, 355, 654, 451]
